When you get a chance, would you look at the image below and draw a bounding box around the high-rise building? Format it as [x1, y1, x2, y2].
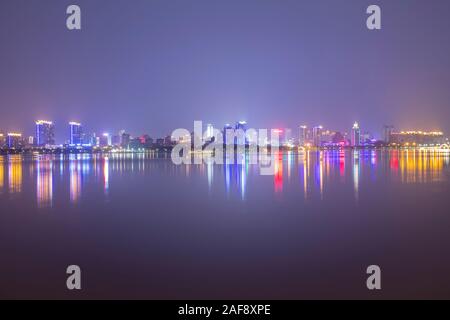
[82, 133, 95, 146]
[223, 124, 233, 145]
[35, 120, 55, 146]
[299, 125, 308, 146]
[312, 126, 323, 147]
[235, 120, 247, 131]
[7, 133, 23, 148]
[69, 122, 83, 145]
[99, 133, 111, 147]
[235, 121, 248, 145]
[383, 125, 394, 143]
[390, 131, 445, 145]
[111, 135, 121, 146]
[351, 122, 361, 147]
[205, 123, 214, 141]
[283, 128, 293, 146]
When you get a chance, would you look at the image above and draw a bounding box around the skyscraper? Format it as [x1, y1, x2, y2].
[7, 133, 23, 148]
[312, 126, 323, 147]
[299, 125, 308, 146]
[205, 123, 214, 141]
[69, 122, 83, 145]
[35, 120, 55, 146]
[284, 128, 293, 146]
[0, 133, 5, 147]
[351, 122, 361, 147]
[383, 125, 394, 143]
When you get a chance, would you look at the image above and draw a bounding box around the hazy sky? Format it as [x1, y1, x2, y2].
[1, 0, 450, 142]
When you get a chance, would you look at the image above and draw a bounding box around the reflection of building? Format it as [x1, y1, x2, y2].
[390, 131, 445, 145]
[351, 122, 361, 146]
[35, 120, 55, 146]
[7, 133, 23, 148]
[69, 161, 81, 203]
[164, 135, 173, 146]
[69, 122, 83, 145]
[383, 125, 394, 143]
[312, 126, 322, 147]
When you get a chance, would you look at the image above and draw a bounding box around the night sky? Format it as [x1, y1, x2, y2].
[1, 0, 450, 143]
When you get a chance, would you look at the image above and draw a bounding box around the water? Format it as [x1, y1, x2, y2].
[1, 150, 450, 299]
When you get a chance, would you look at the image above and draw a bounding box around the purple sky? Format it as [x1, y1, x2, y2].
[1, 0, 450, 142]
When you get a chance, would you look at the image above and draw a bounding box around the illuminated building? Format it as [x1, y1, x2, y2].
[8, 155, 22, 193]
[69, 122, 83, 145]
[99, 133, 111, 147]
[223, 124, 233, 145]
[235, 120, 247, 131]
[390, 131, 445, 145]
[284, 128, 293, 146]
[139, 134, 153, 147]
[111, 135, 121, 146]
[205, 123, 214, 141]
[82, 133, 95, 146]
[164, 135, 173, 146]
[155, 138, 164, 146]
[321, 130, 336, 145]
[27, 136, 34, 145]
[121, 132, 131, 148]
[35, 120, 55, 146]
[0, 133, 5, 147]
[331, 132, 346, 145]
[273, 129, 284, 147]
[312, 126, 322, 147]
[7, 133, 23, 148]
[351, 122, 361, 146]
[383, 125, 394, 143]
[299, 125, 308, 146]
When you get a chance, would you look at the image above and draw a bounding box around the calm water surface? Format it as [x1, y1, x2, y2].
[1, 150, 450, 299]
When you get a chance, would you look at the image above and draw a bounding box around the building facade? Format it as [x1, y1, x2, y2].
[69, 122, 83, 145]
[351, 122, 361, 147]
[312, 126, 322, 147]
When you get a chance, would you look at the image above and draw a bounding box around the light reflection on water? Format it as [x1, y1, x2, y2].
[0, 150, 449, 209]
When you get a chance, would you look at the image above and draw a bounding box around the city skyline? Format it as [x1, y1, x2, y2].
[0, 117, 447, 149]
